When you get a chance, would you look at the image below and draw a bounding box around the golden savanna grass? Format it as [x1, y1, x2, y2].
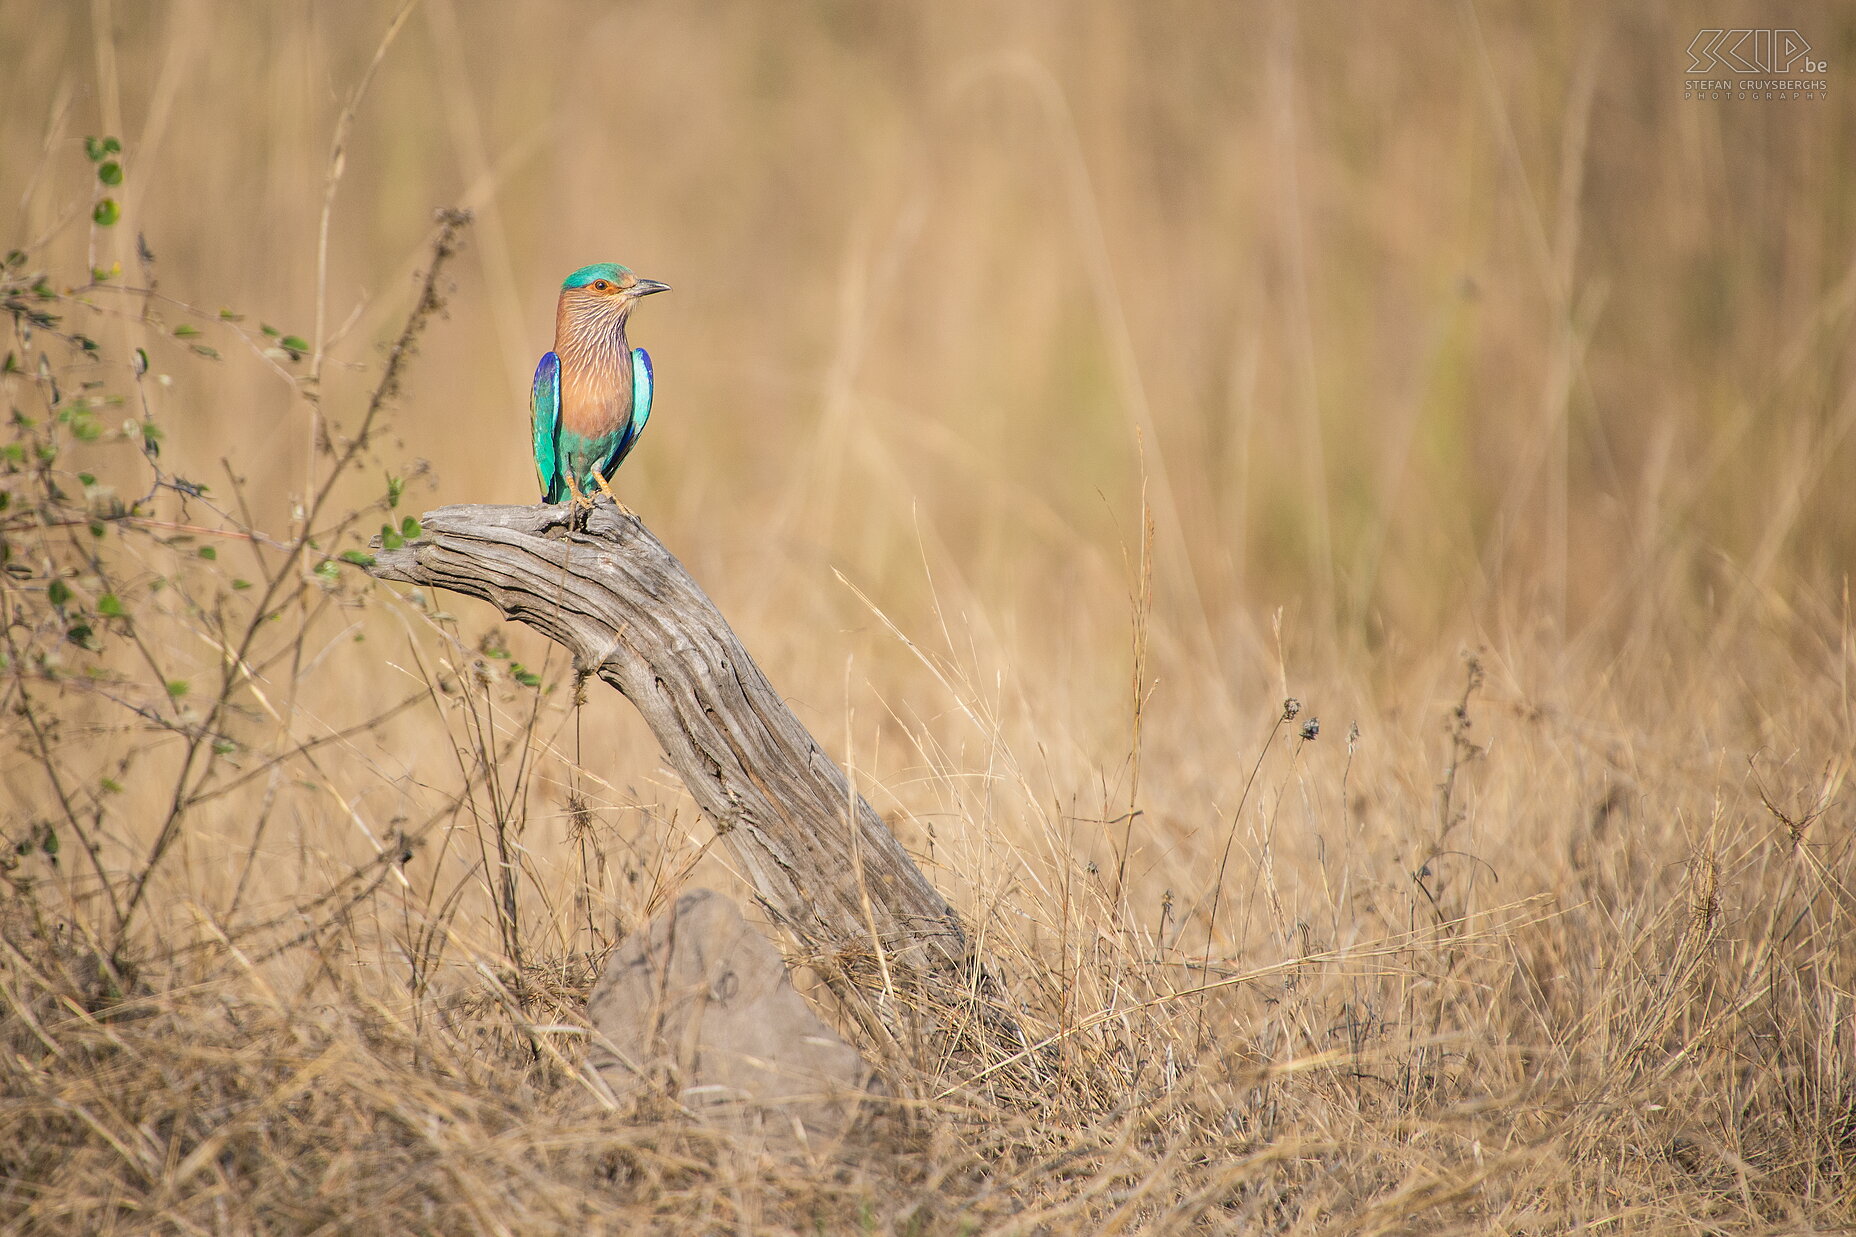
[2, 1, 1853, 1231]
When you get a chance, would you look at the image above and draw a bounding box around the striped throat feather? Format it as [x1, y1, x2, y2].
[555, 288, 636, 436]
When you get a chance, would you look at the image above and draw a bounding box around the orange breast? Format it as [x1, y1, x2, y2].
[554, 291, 634, 436]
[559, 358, 630, 436]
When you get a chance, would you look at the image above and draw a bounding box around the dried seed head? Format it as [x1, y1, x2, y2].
[1299, 718, 1320, 741]
[1282, 697, 1302, 720]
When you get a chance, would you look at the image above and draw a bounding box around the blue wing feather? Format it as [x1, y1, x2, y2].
[630, 347, 653, 441]
[530, 352, 563, 502]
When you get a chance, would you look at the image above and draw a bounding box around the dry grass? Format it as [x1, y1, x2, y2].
[2, 2, 1854, 1232]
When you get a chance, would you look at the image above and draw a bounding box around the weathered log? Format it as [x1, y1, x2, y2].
[368, 502, 1012, 1059]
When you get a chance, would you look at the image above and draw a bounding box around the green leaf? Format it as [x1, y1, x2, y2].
[400, 516, 421, 539]
[231, 578, 251, 590]
[386, 474, 404, 508]
[190, 344, 220, 360]
[100, 777, 122, 794]
[47, 579, 70, 608]
[338, 549, 376, 567]
[172, 324, 200, 338]
[165, 679, 189, 699]
[279, 335, 309, 360]
[380, 523, 404, 551]
[104, 137, 120, 155]
[97, 593, 125, 617]
[313, 560, 339, 581]
[40, 829, 58, 857]
[85, 136, 106, 162]
[219, 308, 245, 321]
[133, 347, 150, 377]
[92, 198, 120, 227]
[78, 472, 96, 486]
[97, 161, 123, 186]
[512, 665, 542, 688]
[197, 545, 217, 560]
[260, 323, 280, 337]
[212, 739, 236, 756]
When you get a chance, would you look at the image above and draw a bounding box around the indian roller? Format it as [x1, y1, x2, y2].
[530, 262, 670, 508]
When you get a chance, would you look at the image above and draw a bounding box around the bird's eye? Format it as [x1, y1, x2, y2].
[592, 279, 610, 291]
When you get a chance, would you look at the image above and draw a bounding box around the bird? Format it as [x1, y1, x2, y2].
[530, 262, 670, 510]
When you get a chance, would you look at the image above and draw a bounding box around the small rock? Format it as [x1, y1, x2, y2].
[587, 888, 881, 1153]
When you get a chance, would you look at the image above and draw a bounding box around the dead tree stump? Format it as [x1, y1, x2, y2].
[368, 501, 1021, 1073]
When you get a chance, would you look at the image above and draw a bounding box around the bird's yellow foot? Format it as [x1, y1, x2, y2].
[563, 475, 596, 529]
[592, 472, 636, 519]
[564, 474, 597, 510]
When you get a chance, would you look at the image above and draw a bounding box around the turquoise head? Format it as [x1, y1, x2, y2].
[561, 263, 670, 297]
[556, 262, 670, 339]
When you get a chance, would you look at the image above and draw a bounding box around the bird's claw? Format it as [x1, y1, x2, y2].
[562, 475, 598, 530]
[592, 472, 636, 520]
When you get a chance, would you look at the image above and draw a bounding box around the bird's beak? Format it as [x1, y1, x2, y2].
[629, 279, 671, 298]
